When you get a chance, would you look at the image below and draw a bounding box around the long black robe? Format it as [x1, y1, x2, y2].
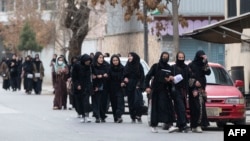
[188, 50, 211, 128]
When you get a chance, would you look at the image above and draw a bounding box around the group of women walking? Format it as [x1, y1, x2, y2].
[145, 50, 211, 133]
[50, 50, 211, 134]
[0, 54, 44, 94]
[52, 52, 145, 124]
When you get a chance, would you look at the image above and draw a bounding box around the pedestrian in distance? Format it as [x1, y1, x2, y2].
[33, 54, 45, 95]
[53, 56, 69, 110]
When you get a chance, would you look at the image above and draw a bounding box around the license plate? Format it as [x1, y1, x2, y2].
[206, 107, 221, 116]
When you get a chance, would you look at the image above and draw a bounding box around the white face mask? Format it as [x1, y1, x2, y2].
[58, 61, 63, 65]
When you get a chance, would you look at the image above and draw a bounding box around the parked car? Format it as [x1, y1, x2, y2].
[201, 62, 246, 127]
[104, 57, 150, 114]
[166, 61, 246, 127]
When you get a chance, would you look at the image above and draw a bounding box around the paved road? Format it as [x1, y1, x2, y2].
[0, 83, 249, 141]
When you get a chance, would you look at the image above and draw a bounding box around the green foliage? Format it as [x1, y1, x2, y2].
[17, 22, 43, 52]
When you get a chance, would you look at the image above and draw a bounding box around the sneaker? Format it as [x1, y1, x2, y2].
[117, 118, 123, 123]
[53, 107, 59, 110]
[86, 117, 92, 123]
[192, 126, 202, 133]
[80, 118, 85, 123]
[168, 126, 179, 133]
[151, 127, 158, 133]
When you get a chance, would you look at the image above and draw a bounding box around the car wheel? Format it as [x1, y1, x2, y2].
[234, 118, 246, 125]
[216, 121, 226, 128]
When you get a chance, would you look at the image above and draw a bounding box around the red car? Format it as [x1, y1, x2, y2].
[199, 62, 246, 127]
[155, 62, 247, 128]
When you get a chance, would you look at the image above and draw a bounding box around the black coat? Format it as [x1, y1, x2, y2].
[71, 62, 92, 95]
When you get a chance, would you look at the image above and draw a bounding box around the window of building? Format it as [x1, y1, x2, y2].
[0, 0, 14, 12]
[41, 0, 56, 10]
[240, 0, 250, 14]
[228, 0, 236, 17]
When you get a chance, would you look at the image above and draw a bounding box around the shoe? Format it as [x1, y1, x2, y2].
[95, 119, 101, 123]
[117, 118, 123, 123]
[80, 118, 85, 123]
[168, 126, 179, 133]
[192, 126, 202, 133]
[131, 119, 136, 123]
[151, 127, 158, 133]
[179, 126, 189, 133]
[86, 117, 91, 123]
[101, 119, 106, 123]
[162, 123, 170, 130]
[53, 107, 59, 110]
[136, 117, 142, 123]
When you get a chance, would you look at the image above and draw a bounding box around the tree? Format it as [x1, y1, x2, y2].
[18, 22, 42, 53]
[61, 0, 186, 61]
[0, 0, 55, 54]
[61, 0, 90, 60]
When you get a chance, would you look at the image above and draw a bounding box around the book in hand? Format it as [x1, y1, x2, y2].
[173, 74, 183, 84]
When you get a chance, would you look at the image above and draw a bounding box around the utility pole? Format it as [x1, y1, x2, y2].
[143, 0, 148, 63]
[172, 0, 179, 60]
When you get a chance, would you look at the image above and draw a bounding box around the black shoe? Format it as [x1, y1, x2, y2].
[117, 118, 123, 123]
[95, 119, 101, 123]
[101, 119, 106, 123]
[179, 126, 190, 133]
[136, 117, 142, 123]
[131, 119, 136, 123]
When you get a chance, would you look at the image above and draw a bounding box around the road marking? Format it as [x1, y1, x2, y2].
[0, 104, 20, 114]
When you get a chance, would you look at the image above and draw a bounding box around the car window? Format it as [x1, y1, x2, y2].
[206, 67, 234, 86]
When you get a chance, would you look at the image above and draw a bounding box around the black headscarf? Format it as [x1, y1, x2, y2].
[193, 50, 207, 66]
[175, 51, 186, 67]
[158, 51, 170, 69]
[124, 52, 141, 78]
[110, 54, 123, 72]
[80, 54, 92, 66]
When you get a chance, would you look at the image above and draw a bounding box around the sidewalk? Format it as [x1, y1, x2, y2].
[41, 84, 54, 95]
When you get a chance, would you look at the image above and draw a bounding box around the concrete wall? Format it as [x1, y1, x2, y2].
[225, 44, 250, 94]
[84, 32, 162, 67]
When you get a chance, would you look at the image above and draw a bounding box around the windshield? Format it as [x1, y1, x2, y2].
[206, 66, 234, 86]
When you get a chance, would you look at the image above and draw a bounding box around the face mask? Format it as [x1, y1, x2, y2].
[162, 58, 169, 63]
[58, 61, 63, 65]
[177, 60, 184, 65]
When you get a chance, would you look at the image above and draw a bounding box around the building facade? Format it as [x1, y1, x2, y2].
[224, 0, 250, 94]
[82, 0, 225, 67]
